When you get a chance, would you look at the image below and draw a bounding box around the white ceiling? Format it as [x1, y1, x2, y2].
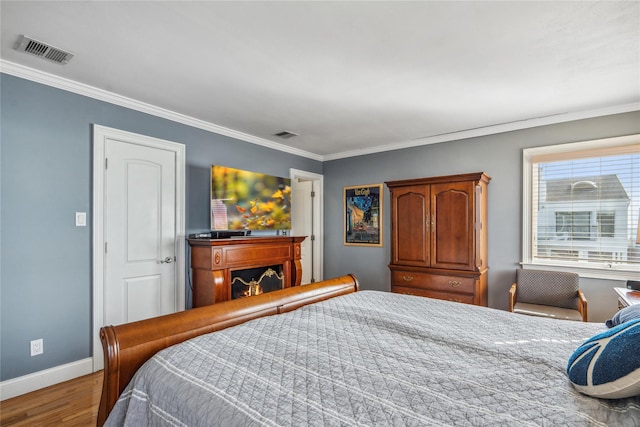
[1, 1, 638, 160]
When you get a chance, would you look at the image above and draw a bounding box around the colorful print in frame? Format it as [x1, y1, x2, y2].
[344, 184, 382, 247]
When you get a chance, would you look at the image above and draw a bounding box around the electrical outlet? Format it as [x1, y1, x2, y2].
[30, 339, 43, 356]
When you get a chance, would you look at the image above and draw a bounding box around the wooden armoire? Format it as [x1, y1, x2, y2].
[385, 172, 490, 306]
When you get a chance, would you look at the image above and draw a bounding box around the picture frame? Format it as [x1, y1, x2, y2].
[343, 183, 383, 247]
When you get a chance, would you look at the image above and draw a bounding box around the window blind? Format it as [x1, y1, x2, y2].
[531, 145, 640, 268]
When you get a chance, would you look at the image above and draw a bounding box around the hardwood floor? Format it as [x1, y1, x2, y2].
[0, 371, 102, 426]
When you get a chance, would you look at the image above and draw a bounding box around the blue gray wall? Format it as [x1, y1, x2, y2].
[322, 111, 640, 323]
[2, 72, 638, 383]
[0, 73, 321, 381]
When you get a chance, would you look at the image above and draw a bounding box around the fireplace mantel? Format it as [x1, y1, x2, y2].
[188, 236, 306, 307]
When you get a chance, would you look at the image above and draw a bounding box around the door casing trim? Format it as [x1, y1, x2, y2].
[92, 125, 186, 371]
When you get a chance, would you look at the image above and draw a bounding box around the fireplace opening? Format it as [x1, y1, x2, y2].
[231, 265, 284, 299]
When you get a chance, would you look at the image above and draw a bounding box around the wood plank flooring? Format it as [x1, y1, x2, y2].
[0, 371, 102, 426]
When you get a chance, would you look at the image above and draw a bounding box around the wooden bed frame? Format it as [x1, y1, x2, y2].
[97, 274, 360, 426]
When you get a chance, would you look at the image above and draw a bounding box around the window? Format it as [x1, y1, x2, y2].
[597, 212, 615, 238]
[552, 211, 616, 240]
[554, 211, 591, 240]
[523, 134, 640, 279]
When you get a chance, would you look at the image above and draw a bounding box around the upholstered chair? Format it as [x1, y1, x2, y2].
[509, 269, 588, 322]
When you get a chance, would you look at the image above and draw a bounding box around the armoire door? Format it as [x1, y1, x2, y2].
[391, 185, 430, 266]
[430, 181, 476, 270]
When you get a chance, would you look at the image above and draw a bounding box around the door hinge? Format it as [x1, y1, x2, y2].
[311, 190, 315, 198]
[105, 158, 108, 169]
[311, 234, 315, 241]
[104, 242, 107, 253]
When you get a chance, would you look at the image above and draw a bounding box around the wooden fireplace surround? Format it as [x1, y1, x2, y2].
[188, 236, 306, 307]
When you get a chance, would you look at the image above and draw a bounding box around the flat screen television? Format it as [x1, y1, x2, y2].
[211, 165, 291, 231]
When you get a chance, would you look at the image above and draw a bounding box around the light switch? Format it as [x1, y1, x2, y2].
[75, 212, 87, 227]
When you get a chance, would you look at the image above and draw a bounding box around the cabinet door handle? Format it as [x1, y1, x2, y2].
[448, 280, 462, 287]
[403, 275, 414, 282]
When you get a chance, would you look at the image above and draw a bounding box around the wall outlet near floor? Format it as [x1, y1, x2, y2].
[30, 339, 43, 356]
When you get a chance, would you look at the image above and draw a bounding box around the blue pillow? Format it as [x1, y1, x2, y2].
[605, 304, 640, 328]
[567, 319, 640, 399]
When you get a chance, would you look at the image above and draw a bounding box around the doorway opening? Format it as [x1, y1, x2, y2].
[290, 169, 323, 284]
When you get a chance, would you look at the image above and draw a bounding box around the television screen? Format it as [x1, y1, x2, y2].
[211, 165, 291, 231]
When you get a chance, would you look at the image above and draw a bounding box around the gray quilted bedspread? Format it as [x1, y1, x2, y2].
[105, 291, 640, 426]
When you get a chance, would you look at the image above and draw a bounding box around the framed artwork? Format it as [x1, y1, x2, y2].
[343, 183, 383, 247]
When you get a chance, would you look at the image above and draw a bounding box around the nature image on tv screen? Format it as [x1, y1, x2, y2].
[211, 165, 291, 231]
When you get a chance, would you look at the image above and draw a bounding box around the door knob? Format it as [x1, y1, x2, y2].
[159, 256, 174, 264]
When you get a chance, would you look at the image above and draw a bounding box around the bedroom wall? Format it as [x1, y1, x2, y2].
[2, 71, 638, 388]
[322, 111, 640, 323]
[0, 73, 322, 382]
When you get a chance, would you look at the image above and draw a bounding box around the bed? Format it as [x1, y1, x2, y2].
[98, 274, 640, 426]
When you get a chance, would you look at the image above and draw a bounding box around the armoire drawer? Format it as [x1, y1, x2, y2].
[392, 285, 476, 304]
[391, 270, 477, 294]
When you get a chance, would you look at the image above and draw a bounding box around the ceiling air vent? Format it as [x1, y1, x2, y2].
[14, 35, 74, 64]
[274, 130, 299, 139]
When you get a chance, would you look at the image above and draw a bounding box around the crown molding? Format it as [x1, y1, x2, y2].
[323, 102, 640, 161]
[2, 59, 637, 163]
[0, 60, 324, 161]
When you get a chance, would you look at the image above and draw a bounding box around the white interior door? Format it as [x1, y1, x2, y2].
[293, 179, 313, 284]
[93, 125, 185, 371]
[105, 140, 177, 323]
[291, 169, 323, 284]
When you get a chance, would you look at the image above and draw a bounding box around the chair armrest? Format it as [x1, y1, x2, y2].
[577, 290, 588, 322]
[509, 283, 517, 312]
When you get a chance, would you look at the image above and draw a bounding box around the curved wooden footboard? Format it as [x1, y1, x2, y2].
[97, 274, 359, 426]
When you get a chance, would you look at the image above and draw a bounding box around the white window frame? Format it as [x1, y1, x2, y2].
[522, 134, 640, 280]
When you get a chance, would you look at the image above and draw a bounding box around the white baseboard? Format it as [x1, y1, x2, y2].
[0, 358, 94, 401]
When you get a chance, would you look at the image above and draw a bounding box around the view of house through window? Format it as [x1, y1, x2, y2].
[525, 135, 640, 273]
